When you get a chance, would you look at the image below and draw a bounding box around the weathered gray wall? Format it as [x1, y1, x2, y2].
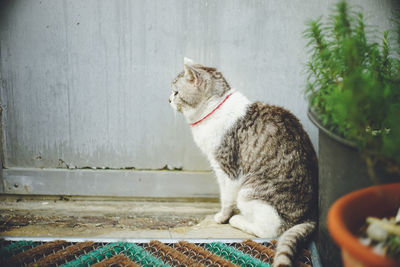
[0, 0, 397, 170]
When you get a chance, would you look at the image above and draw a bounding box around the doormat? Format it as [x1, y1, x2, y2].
[0, 239, 316, 267]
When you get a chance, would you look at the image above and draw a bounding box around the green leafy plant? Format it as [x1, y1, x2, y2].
[304, 0, 400, 176]
[387, 234, 400, 261]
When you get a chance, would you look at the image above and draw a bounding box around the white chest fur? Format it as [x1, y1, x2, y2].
[190, 91, 250, 159]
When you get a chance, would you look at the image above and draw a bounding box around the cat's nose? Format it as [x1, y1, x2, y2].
[168, 98, 171, 103]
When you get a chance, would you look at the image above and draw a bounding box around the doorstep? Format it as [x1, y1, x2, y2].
[0, 195, 252, 238]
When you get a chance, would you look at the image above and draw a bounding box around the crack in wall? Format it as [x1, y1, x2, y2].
[55, 159, 184, 172]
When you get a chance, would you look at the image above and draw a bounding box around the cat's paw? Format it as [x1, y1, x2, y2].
[214, 211, 232, 224]
[229, 215, 245, 228]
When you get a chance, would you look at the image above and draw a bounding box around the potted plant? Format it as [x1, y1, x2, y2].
[303, 0, 400, 266]
[328, 183, 400, 267]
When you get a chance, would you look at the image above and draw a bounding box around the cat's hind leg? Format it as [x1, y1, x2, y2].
[229, 188, 283, 238]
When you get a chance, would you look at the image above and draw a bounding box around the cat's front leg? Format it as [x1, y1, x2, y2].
[214, 170, 240, 224]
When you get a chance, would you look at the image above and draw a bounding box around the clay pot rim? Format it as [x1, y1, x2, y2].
[327, 183, 400, 267]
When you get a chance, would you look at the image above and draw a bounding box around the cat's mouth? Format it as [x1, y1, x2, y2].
[169, 99, 182, 113]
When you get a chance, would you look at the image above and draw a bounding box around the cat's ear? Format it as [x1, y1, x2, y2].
[184, 64, 195, 81]
[184, 57, 195, 66]
[184, 59, 201, 86]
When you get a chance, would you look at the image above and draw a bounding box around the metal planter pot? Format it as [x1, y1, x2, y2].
[307, 109, 396, 267]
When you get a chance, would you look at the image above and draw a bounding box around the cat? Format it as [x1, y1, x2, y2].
[169, 58, 318, 267]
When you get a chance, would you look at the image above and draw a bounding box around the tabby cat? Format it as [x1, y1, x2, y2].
[169, 58, 318, 267]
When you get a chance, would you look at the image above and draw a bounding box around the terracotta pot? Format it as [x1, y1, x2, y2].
[328, 183, 400, 267]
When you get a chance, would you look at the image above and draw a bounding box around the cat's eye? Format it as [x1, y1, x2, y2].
[174, 91, 178, 96]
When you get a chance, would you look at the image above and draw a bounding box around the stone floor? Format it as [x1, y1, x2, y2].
[0, 195, 255, 239]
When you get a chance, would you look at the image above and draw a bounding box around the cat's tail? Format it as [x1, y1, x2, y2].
[273, 221, 316, 267]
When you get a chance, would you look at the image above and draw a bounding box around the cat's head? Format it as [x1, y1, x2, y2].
[169, 58, 230, 118]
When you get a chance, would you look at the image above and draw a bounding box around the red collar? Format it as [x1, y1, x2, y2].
[191, 93, 233, 127]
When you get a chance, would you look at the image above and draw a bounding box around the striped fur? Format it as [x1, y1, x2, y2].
[170, 58, 318, 267]
[274, 222, 316, 267]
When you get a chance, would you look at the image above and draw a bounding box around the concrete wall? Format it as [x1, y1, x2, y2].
[0, 0, 397, 171]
